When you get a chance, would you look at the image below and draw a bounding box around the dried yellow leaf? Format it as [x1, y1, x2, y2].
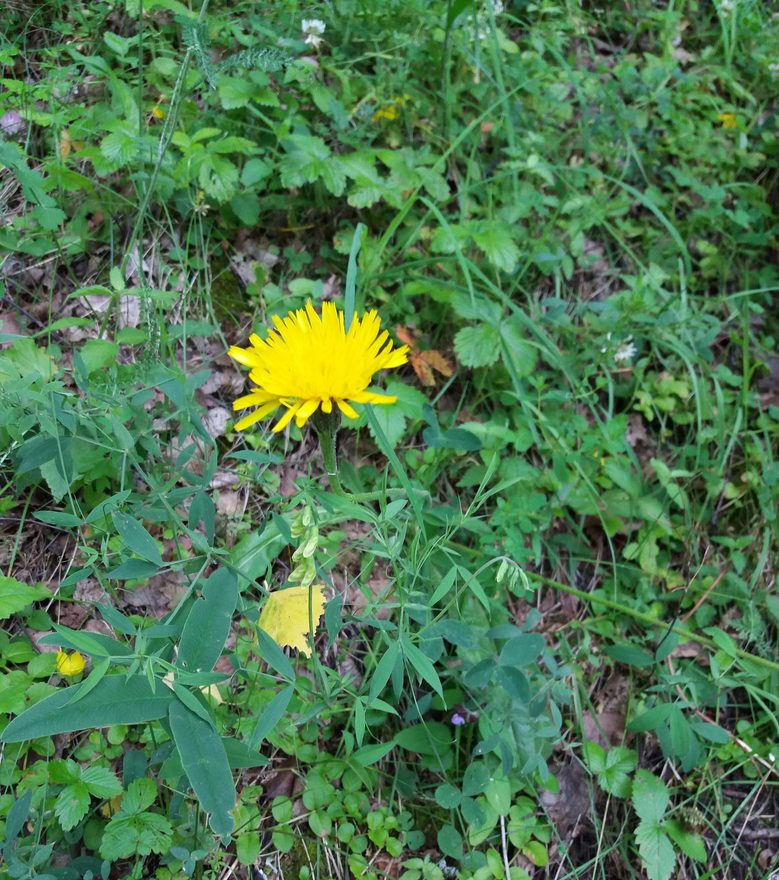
[258, 585, 326, 655]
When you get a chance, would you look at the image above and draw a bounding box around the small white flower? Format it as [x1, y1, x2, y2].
[719, 0, 734, 16]
[614, 339, 637, 364]
[301, 18, 326, 48]
[769, 62, 779, 77]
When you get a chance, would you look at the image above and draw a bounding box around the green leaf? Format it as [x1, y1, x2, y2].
[437, 824, 463, 859]
[635, 821, 675, 880]
[403, 639, 444, 699]
[499, 634, 545, 667]
[584, 742, 636, 798]
[112, 512, 162, 565]
[352, 741, 396, 766]
[0, 675, 173, 741]
[468, 221, 520, 273]
[367, 640, 400, 705]
[454, 324, 501, 368]
[81, 339, 119, 374]
[605, 644, 655, 668]
[394, 722, 451, 757]
[665, 820, 706, 862]
[168, 699, 235, 835]
[435, 784, 461, 809]
[248, 685, 294, 749]
[632, 770, 669, 824]
[256, 626, 295, 681]
[177, 568, 238, 674]
[100, 782, 173, 862]
[121, 778, 158, 814]
[81, 766, 123, 798]
[55, 782, 90, 831]
[500, 321, 538, 377]
[0, 578, 50, 619]
[462, 761, 491, 796]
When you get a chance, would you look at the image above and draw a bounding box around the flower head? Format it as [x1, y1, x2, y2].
[717, 112, 738, 129]
[614, 339, 637, 364]
[301, 18, 326, 48]
[229, 301, 408, 434]
[56, 650, 85, 677]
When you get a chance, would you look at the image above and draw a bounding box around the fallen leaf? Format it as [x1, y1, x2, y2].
[395, 325, 453, 387]
[258, 585, 326, 655]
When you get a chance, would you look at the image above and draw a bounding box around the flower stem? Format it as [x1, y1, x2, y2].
[316, 423, 346, 496]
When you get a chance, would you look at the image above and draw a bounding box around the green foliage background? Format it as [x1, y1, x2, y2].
[0, 0, 778, 879]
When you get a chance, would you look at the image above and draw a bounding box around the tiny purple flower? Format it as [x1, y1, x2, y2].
[451, 713, 466, 726]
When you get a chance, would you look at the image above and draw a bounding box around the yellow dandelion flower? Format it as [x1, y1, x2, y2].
[151, 105, 166, 120]
[229, 301, 408, 434]
[55, 650, 85, 677]
[717, 112, 738, 129]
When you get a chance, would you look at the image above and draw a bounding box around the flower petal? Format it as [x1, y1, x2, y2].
[336, 399, 359, 419]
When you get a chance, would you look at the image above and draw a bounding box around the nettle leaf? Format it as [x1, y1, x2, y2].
[0, 577, 50, 620]
[454, 324, 501, 368]
[55, 782, 90, 831]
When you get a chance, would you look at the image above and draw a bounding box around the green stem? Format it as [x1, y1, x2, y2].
[317, 426, 345, 496]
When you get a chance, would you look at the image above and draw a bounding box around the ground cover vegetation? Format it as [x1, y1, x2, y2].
[0, 0, 778, 878]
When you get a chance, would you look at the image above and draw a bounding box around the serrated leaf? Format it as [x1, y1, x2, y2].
[632, 770, 669, 824]
[100, 809, 173, 860]
[635, 821, 675, 880]
[0, 578, 50, 620]
[121, 778, 158, 815]
[55, 782, 90, 831]
[454, 324, 501, 368]
[468, 220, 520, 273]
[81, 766, 123, 798]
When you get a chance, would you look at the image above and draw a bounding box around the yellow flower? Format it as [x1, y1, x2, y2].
[717, 112, 738, 129]
[258, 585, 326, 655]
[151, 105, 166, 120]
[229, 301, 408, 433]
[55, 650, 85, 677]
[373, 104, 400, 122]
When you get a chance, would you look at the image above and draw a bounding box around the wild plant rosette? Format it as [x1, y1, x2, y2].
[229, 301, 409, 433]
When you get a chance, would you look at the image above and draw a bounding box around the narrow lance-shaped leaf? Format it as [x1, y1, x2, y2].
[168, 699, 235, 836]
[176, 568, 238, 674]
[1, 675, 173, 742]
